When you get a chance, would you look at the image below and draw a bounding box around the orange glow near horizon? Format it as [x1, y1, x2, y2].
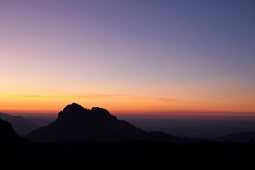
[1, 1, 255, 117]
[1, 79, 255, 116]
[1, 92, 255, 116]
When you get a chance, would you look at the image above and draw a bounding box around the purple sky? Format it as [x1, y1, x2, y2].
[1, 0, 255, 114]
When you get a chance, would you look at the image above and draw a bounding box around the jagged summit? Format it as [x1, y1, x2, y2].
[58, 103, 89, 118]
[63, 103, 87, 112]
[58, 103, 116, 121]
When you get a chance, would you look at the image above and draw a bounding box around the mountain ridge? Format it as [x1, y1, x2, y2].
[26, 103, 146, 143]
[0, 112, 37, 135]
[217, 132, 255, 143]
[26, 103, 195, 144]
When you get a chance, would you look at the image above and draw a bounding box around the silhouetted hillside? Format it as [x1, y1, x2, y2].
[26, 103, 146, 142]
[25, 117, 54, 127]
[0, 118, 26, 160]
[0, 118, 19, 141]
[1, 116, 255, 167]
[26, 103, 195, 144]
[2, 103, 255, 167]
[217, 132, 255, 143]
[0, 112, 36, 135]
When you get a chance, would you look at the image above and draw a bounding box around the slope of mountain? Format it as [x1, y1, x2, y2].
[26, 117, 54, 127]
[26, 103, 195, 144]
[0, 118, 26, 160]
[26, 103, 147, 143]
[217, 132, 255, 143]
[2, 115, 255, 167]
[0, 118, 19, 141]
[0, 112, 37, 135]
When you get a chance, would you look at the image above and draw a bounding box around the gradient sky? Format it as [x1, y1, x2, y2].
[1, 0, 255, 115]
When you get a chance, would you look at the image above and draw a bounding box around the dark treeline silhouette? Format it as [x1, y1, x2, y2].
[1, 103, 255, 168]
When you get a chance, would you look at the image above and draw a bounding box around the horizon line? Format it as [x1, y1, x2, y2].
[2, 110, 255, 118]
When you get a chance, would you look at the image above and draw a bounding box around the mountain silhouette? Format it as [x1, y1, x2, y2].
[217, 132, 255, 143]
[0, 112, 37, 135]
[26, 103, 147, 143]
[0, 118, 27, 160]
[0, 118, 19, 141]
[1, 111, 255, 167]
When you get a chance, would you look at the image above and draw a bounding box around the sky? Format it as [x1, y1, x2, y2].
[0, 0, 255, 115]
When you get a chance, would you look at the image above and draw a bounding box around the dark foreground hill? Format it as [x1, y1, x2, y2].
[0, 118, 21, 143]
[0, 118, 29, 160]
[1, 119, 255, 168]
[1, 103, 255, 167]
[0, 112, 36, 135]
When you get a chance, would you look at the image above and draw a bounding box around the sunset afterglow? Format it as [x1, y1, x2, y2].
[1, 0, 255, 115]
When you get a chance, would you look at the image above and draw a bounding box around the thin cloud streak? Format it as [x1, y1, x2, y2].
[7, 94, 179, 103]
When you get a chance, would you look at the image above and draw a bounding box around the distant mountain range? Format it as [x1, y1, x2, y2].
[217, 132, 255, 143]
[2, 104, 255, 144]
[2, 103, 255, 166]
